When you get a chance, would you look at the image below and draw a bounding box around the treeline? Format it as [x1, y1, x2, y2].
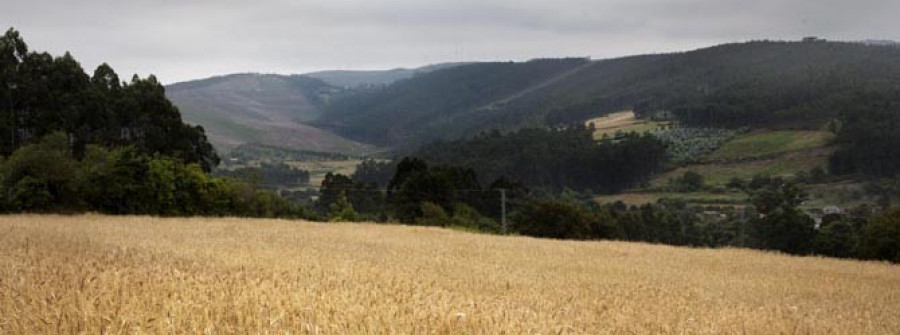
[0, 133, 309, 217]
[829, 90, 900, 178]
[413, 126, 667, 193]
[0, 29, 218, 171]
[316, 157, 525, 229]
[214, 163, 310, 188]
[317, 157, 898, 262]
[514, 182, 899, 262]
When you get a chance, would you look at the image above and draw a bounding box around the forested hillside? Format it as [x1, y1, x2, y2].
[316, 40, 900, 149]
[315, 58, 591, 147]
[413, 127, 667, 193]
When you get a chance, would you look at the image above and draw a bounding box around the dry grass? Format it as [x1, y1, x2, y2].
[1, 215, 898, 334]
[585, 111, 673, 140]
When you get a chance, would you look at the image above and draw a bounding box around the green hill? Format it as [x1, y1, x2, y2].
[164, 39, 900, 160]
[317, 40, 900, 149]
[315, 58, 593, 148]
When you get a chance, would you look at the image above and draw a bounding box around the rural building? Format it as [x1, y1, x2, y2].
[823, 205, 843, 215]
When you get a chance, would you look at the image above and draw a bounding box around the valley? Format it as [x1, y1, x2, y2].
[167, 40, 900, 221]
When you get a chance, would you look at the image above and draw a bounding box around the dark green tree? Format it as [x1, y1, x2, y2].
[512, 199, 590, 239]
[856, 208, 900, 262]
[748, 182, 817, 254]
[814, 218, 859, 258]
[0, 132, 81, 211]
[0, 28, 219, 171]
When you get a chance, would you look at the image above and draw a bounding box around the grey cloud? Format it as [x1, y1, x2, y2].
[3, 0, 897, 83]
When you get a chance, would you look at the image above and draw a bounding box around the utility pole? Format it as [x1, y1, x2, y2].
[739, 208, 746, 247]
[499, 188, 507, 235]
[8, 83, 14, 151]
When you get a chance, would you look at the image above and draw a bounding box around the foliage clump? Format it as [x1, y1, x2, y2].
[0, 132, 309, 218]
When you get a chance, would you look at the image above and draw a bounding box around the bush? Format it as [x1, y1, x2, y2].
[669, 171, 704, 192]
[0, 132, 82, 211]
[856, 208, 900, 262]
[9, 176, 54, 211]
[449, 202, 501, 233]
[0, 133, 312, 219]
[727, 177, 746, 190]
[328, 192, 359, 222]
[513, 199, 590, 239]
[416, 202, 449, 227]
[814, 219, 858, 258]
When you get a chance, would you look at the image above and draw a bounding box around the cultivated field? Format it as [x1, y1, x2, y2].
[1, 215, 898, 334]
[586, 111, 673, 140]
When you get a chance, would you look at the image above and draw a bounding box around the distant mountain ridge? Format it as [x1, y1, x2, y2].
[167, 73, 374, 154]
[304, 62, 471, 88]
[317, 40, 900, 148]
[170, 40, 900, 154]
[166, 63, 471, 153]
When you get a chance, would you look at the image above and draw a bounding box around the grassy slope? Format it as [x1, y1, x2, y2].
[2, 215, 898, 334]
[707, 130, 834, 161]
[597, 129, 836, 207]
[651, 148, 834, 187]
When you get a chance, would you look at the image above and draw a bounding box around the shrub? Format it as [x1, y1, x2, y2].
[856, 208, 900, 262]
[328, 192, 359, 222]
[727, 177, 746, 190]
[814, 219, 858, 258]
[512, 199, 590, 239]
[668, 171, 704, 192]
[0, 132, 82, 211]
[449, 202, 501, 233]
[417, 202, 450, 227]
[0, 133, 312, 219]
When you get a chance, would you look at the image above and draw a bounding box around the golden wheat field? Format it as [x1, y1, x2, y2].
[1, 215, 898, 334]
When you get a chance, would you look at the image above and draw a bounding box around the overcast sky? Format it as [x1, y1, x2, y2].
[4, 0, 899, 84]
